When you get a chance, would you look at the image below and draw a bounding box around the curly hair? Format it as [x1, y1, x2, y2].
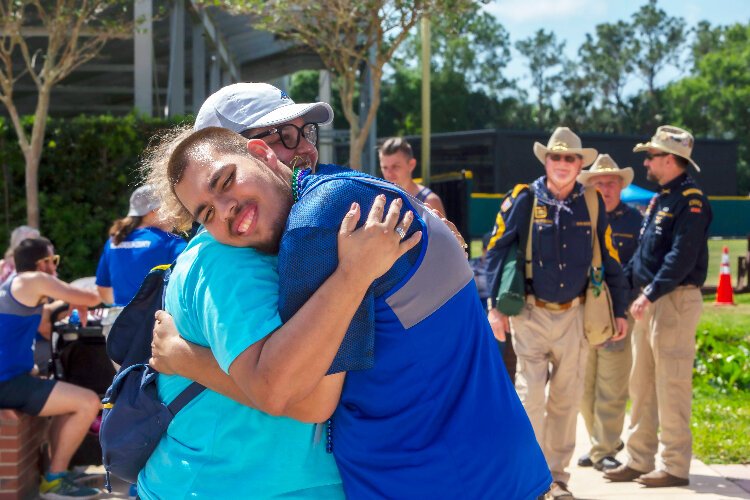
[140, 125, 196, 232]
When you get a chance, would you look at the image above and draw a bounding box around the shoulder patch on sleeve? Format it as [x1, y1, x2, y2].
[682, 188, 703, 196]
[501, 197, 512, 213]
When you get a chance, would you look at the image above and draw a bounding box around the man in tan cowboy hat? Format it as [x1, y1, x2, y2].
[605, 125, 712, 488]
[576, 154, 642, 473]
[486, 127, 629, 498]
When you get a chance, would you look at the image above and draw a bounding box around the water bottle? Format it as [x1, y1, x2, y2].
[69, 308, 81, 326]
[63, 308, 81, 341]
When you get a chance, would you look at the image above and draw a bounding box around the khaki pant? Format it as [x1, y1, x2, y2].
[580, 316, 633, 463]
[511, 304, 588, 484]
[625, 287, 703, 479]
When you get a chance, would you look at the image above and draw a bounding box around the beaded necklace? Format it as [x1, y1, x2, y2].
[291, 167, 312, 203]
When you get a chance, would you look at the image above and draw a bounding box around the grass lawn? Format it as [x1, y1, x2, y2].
[706, 238, 745, 287]
[692, 293, 750, 464]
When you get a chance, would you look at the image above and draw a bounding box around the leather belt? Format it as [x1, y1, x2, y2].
[527, 295, 585, 311]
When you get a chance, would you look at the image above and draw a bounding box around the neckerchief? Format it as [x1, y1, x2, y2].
[532, 177, 584, 226]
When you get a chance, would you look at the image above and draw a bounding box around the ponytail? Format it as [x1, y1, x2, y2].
[109, 216, 143, 245]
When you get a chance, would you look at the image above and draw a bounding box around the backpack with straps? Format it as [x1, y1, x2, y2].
[99, 264, 205, 490]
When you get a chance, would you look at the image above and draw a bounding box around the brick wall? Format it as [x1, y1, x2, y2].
[0, 410, 49, 500]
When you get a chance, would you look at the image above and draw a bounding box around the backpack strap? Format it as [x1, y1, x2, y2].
[524, 196, 537, 279]
[583, 187, 601, 268]
[167, 381, 206, 415]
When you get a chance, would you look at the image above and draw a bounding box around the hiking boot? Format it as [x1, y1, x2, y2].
[546, 481, 573, 498]
[593, 456, 622, 471]
[40, 474, 100, 499]
[603, 464, 648, 482]
[636, 470, 689, 488]
[577, 452, 593, 467]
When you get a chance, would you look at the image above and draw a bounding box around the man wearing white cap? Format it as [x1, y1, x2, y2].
[194, 82, 332, 170]
[605, 126, 712, 487]
[486, 127, 629, 498]
[576, 155, 642, 473]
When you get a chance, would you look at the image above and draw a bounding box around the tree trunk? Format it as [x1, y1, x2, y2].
[348, 125, 362, 171]
[25, 87, 51, 228]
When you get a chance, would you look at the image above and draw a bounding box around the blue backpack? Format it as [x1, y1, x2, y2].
[99, 264, 205, 490]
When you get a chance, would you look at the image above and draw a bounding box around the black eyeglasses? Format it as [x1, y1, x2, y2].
[241, 122, 319, 149]
[645, 152, 669, 160]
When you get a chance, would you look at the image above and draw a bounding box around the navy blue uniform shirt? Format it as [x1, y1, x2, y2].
[626, 173, 712, 302]
[486, 177, 629, 317]
[609, 202, 643, 266]
[609, 201, 643, 305]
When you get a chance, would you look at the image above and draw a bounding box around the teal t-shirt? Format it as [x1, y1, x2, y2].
[137, 231, 343, 499]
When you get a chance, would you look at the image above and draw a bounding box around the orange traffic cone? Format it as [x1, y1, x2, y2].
[715, 246, 735, 305]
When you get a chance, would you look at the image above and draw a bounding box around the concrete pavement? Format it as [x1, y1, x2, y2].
[567, 414, 750, 499]
[89, 414, 750, 499]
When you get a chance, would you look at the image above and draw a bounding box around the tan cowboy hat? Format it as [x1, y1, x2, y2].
[633, 125, 700, 172]
[533, 127, 598, 167]
[577, 154, 634, 187]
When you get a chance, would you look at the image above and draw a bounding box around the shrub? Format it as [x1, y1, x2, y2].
[0, 113, 189, 280]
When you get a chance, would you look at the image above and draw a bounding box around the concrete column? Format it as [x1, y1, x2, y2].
[133, 0, 153, 116]
[166, 0, 185, 117]
[318, 70, 334, 164]
[191, 21, 206, 112]
[209, 54, 220, 93]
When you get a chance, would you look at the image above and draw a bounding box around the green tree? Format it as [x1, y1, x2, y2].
[0, 0, 132, 228]
[578, 20, 637, 131]
[664, 22, 750, 194]
[630, 0, 686, 115]
[515, 29, 565, 130]
[205, 0, 478, 170]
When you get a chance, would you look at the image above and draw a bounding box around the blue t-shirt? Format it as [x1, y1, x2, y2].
[277, 166, 552, 499]
[95, 227, 186, 305]
[137, 230, 342, 499]
[0, 276, 43, 381]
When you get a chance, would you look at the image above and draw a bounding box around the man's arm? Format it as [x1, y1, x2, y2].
[12, 272, 101, 309]
[97, 286, 114, 305]
[178, 197, 418, 417]
[484, 187, 532, 338]
[228, 198, 413, 415]
[150, 317, 342, 422]
[425, 192, 446, 218]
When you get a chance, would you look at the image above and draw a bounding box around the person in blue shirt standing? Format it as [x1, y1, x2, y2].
[575, 155, 642, 473]
[95, 184, 186, 307]
[485, 127, 629, 499]
[147, 84, 551, 499]
[604, 126, 712, 488]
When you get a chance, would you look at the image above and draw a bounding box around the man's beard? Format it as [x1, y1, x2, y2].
[254, 177, 293, 255]
[646, 169, 657, 183]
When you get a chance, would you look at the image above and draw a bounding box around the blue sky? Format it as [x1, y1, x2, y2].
[483, 0, 750, 95]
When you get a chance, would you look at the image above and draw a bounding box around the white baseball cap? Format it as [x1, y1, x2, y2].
[127, 185, 160, 217]
[194, 82, 334, 133]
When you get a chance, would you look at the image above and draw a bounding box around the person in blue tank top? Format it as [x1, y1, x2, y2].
[95, 184, 186, 307]
[379, 136, 446, 217]
[147, 85, 551, 498]
[0, 238, 103, 499]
